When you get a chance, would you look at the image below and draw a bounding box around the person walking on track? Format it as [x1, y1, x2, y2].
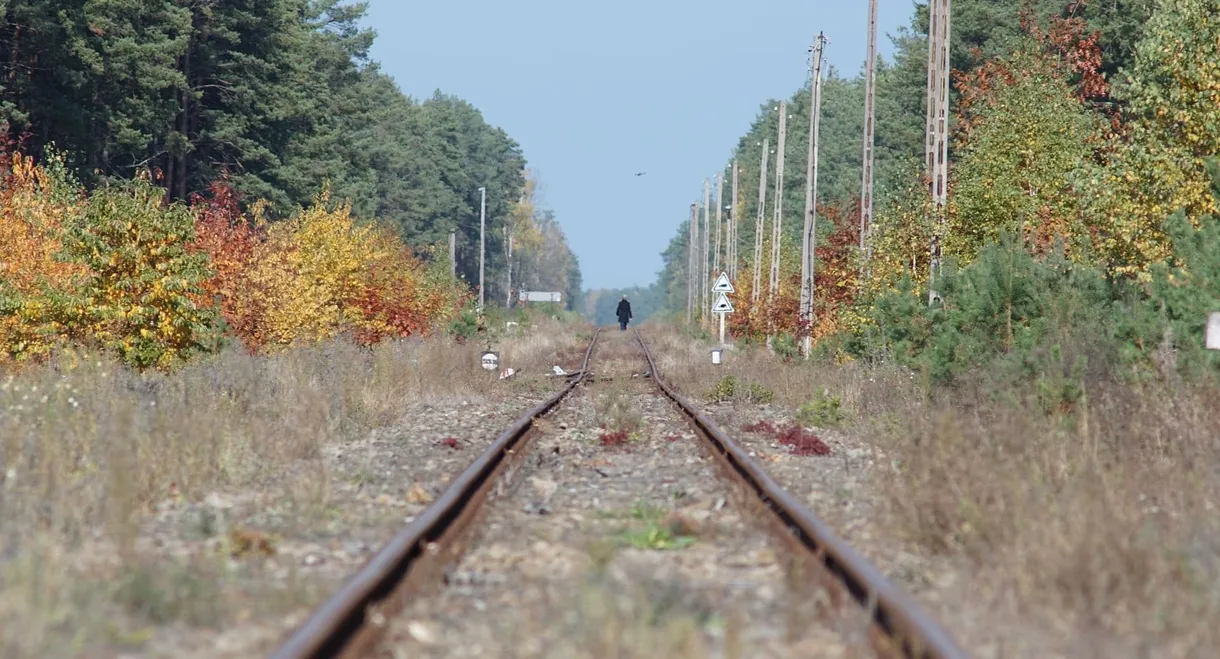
[616, 295, 633, 331]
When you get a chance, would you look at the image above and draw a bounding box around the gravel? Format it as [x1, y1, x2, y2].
[128, 390, 576, 658]
[378, 332, 861, 658]
[698, 403, 1080, 658]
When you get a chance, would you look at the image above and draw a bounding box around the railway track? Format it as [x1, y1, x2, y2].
[269, 328, 967, 659]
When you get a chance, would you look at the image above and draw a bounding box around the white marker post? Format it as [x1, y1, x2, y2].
[711, 272, 735, 347]
[480, 350, 499, 371]
[1207, 312, 1220, 350]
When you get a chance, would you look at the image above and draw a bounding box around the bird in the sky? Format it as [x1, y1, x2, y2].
[634, 172, 647, 177]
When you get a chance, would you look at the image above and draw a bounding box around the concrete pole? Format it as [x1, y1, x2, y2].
[730, 160, 740, 280]
[505, 225, 513, 307]
[800, 34, 827, 358]
[751, 138, 770, 304]
[687, 202, 698, 323]
[449, 230, 457, 281]
[926, 0, 951, 305]
[713, 171, 724, 276]
[769, 102, 787, 301]
[702, 178, 712, 325]
[478, 186, 486, 310]
[861, 0, 878, 269]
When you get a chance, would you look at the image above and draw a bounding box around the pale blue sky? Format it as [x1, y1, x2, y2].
[364, 0, 917, 290]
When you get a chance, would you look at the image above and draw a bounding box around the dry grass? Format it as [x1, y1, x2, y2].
[640, 322, 917, 417]
[886, 381, 1220, 655]
[553, 577, 723, 659]
[641, 320, 1220, 656]
[0, 317, 589, 657]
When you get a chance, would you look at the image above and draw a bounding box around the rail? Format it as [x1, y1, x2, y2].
[634, 329, 969, 659]
[268, 328, 601, 659]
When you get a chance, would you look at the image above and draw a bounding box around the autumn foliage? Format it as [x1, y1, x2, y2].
[707, 0, 1220, 362]
[1, 153, 467, 370]
[729, 198, 861, 344]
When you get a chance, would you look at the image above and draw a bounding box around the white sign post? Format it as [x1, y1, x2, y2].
[480, 351, 499, 371]
[1207, 312, 1220, 350]
[519, 291, 562, 303]
[711, 272, 735, 347]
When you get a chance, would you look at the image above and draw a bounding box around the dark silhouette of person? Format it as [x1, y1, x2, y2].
[616, 295, 632, 331]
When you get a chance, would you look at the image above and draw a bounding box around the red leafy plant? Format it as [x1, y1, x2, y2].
[599, 430, 629, 448]
[776, 426, 831, 456]
[743, 419, 831, 456]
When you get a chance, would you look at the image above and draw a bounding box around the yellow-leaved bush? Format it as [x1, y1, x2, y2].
[1, 158, 467, 370]
[0, 154, 87, 363]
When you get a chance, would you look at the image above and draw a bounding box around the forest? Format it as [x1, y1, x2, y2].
[655, 0, 1220, 384]
[0, 0, 581, 368]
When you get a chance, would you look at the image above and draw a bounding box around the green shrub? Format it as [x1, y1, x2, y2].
[857, 235, 1115, 386]
[797, 389, 844, 427]
[707, 374, 738, 402]
[446, 303, 480, 339]
[772, 332, 800, 361]
[846, 216, 1220, 396]
[747, 381, 776, 403]
[707, 375, 775, 404]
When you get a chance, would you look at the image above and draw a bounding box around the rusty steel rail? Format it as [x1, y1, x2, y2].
[269, 328, 601, 659]
[635, 330, 969, 659]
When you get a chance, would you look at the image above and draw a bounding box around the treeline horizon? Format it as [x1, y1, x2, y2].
[654, 0, 1220, 382]
[0, 0, 581, 310]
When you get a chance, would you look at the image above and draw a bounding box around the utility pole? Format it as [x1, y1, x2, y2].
[687, 202, 698, 323]
[800, 33, 827, 358]
[861, 0, 878, 270]
[730, 160, 739, 280]
[752, 139, 770, 304]
[449, 230, 457, 281]
[769, 101, 787, 301]
[713, 172, 724, 277]
[504, 225, 514, 307]
[926, 0, 951, 305]
[478, 186, 486, 311]
[702, 178, 712, 325]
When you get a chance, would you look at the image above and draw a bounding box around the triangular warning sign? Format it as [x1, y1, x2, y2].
[711, 272, 735, 293]
[711, 292, 734, 313]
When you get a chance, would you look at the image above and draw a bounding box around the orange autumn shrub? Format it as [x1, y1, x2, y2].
[1, 155, 467, 369]
[189, 182, 466, 353]
[0, 153, 86, 363]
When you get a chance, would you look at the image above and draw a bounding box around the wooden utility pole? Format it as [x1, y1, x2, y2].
[751, 139, 770, 304]
[861, 0, 878, 268]
[687, 202, 698, 323]
[769, 101, 787, 301]
[926, 0, 951, 305]
[800, 33, 827, 358]
[713, 171, 724, 276]
[702, 178, 712, 324]
[730, 160, 740, 280]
